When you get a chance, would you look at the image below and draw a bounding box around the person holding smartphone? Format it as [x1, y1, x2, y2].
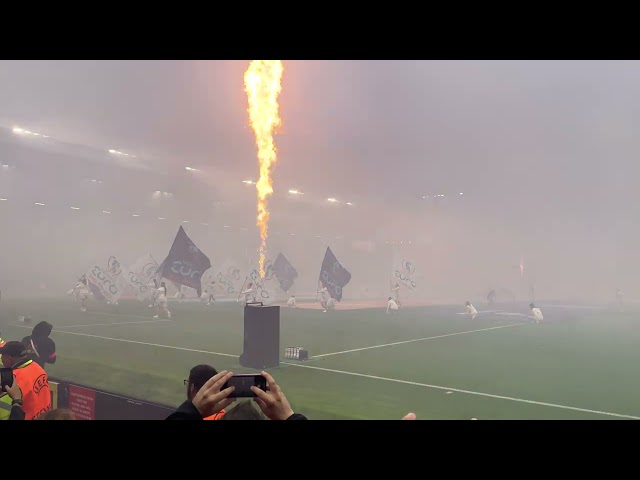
[166, 370, 307, 420]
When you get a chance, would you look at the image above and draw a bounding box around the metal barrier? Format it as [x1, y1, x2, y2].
[49, 377, 175, 420]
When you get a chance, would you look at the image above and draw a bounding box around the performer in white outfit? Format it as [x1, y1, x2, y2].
[529, 303, 543, 324]
[465, 301, 478, 320]
[391, 283, 402, 308]
[387, 296, 399, 314]
[69, 276, 90, 312]
[174, 286, 186, 303]
[287, 295, 297, 308]
[154, 282, 172, 319]
[616, 289, 624, 311]
[206, 280, 216, 305]
[147, 279, 159, 308]
[241, 283, 256, 305]
[318, 286, 330, 312]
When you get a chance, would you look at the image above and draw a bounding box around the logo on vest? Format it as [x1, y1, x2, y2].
[33, 374, 49, 394]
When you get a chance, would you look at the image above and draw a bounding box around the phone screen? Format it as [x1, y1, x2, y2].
[223, 374, 267, 398]
[0, 368, 13, 391]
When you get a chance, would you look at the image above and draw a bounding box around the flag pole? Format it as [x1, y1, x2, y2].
[237, 276, 248, 303]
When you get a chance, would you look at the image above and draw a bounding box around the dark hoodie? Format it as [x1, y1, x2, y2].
[21, 321, 56, 369]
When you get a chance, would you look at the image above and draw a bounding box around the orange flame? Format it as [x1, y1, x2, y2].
[244, 60, 284, 278]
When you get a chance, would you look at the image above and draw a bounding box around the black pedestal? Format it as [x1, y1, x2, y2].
[239, 304, 280, 369]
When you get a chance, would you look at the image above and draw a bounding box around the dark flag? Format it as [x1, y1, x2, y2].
[159, 226, 211, 297]
[318, 247, 351, 302]
[272, 253, 298, 292]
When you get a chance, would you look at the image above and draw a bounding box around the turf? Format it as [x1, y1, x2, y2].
[1, 298, 638, 420]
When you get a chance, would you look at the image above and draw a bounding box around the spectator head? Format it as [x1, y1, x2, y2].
[32, 321, 53, 339]
[36, 408, 75, 420]
[185, 364, 218, 401]
[0, 341, 27, 367]
[219, 400, 267, 420]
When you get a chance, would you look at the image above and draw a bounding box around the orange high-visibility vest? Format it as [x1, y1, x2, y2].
[204, 409, 225, 420]
[12, 359, 51, 420]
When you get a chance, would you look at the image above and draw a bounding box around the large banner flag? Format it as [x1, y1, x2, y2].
[392, 256, 417, 290]
[125, 254, 159, 301]
[85, 263, 125, 304]
[106, 256, 130, 297]
[318, 247, 351, 302]
[272, 252, 298, 293]
[159, 226, 211, 297]
[247, 257, 276, 304]
[209, 259, 243, 295]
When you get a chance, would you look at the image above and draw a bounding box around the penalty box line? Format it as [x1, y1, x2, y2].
[312, 323, 523, 359]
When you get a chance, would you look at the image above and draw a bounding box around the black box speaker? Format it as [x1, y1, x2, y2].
[239, 304, 280, 369]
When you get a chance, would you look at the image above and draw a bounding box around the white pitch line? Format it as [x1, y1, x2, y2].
[539, 304, 605, 310]
[313, 323, 523, 358]
[55, 319, 173, 329]
[281, 362, 640, 420]
[7, 324, 238, 358]
[62, 310, 157, 321]
[455, 310, 504, 315]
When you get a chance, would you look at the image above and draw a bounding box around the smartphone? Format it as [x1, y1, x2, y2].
[223, 374, 267, 398]
[0, 368, 13, 391]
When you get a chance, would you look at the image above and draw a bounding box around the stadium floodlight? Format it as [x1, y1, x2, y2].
[459, 192, 464, 195]
[108, 149, 117, 153]
[327, 198, 338, 203]
[185, 166, 199, 172]
[132, 214, 140, 217]
[288, 189, 303, 195]
[34, 202, 45, 206]
[223, 225, 230, 228]
[182, 220, 189, 223]
[13, 127, 48, 138]
[158, 217, 166, 220]
[346, 202, 353, 206]
[102, 210, 111, 214]
[0, 198, 7, 201]
[70, 206, 80, 210]
[1, 165, 8, 168]
[242, 180, 255, 185]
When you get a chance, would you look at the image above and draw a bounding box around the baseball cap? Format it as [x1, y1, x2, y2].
[0, 341, 27, 357]
[187, 364, 218, 389]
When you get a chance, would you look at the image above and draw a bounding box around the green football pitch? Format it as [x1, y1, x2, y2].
[1, 297, 639, 420]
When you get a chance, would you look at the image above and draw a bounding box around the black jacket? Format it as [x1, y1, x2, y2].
[166, 400, 308, 420]
[9, 404, 25, 420]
